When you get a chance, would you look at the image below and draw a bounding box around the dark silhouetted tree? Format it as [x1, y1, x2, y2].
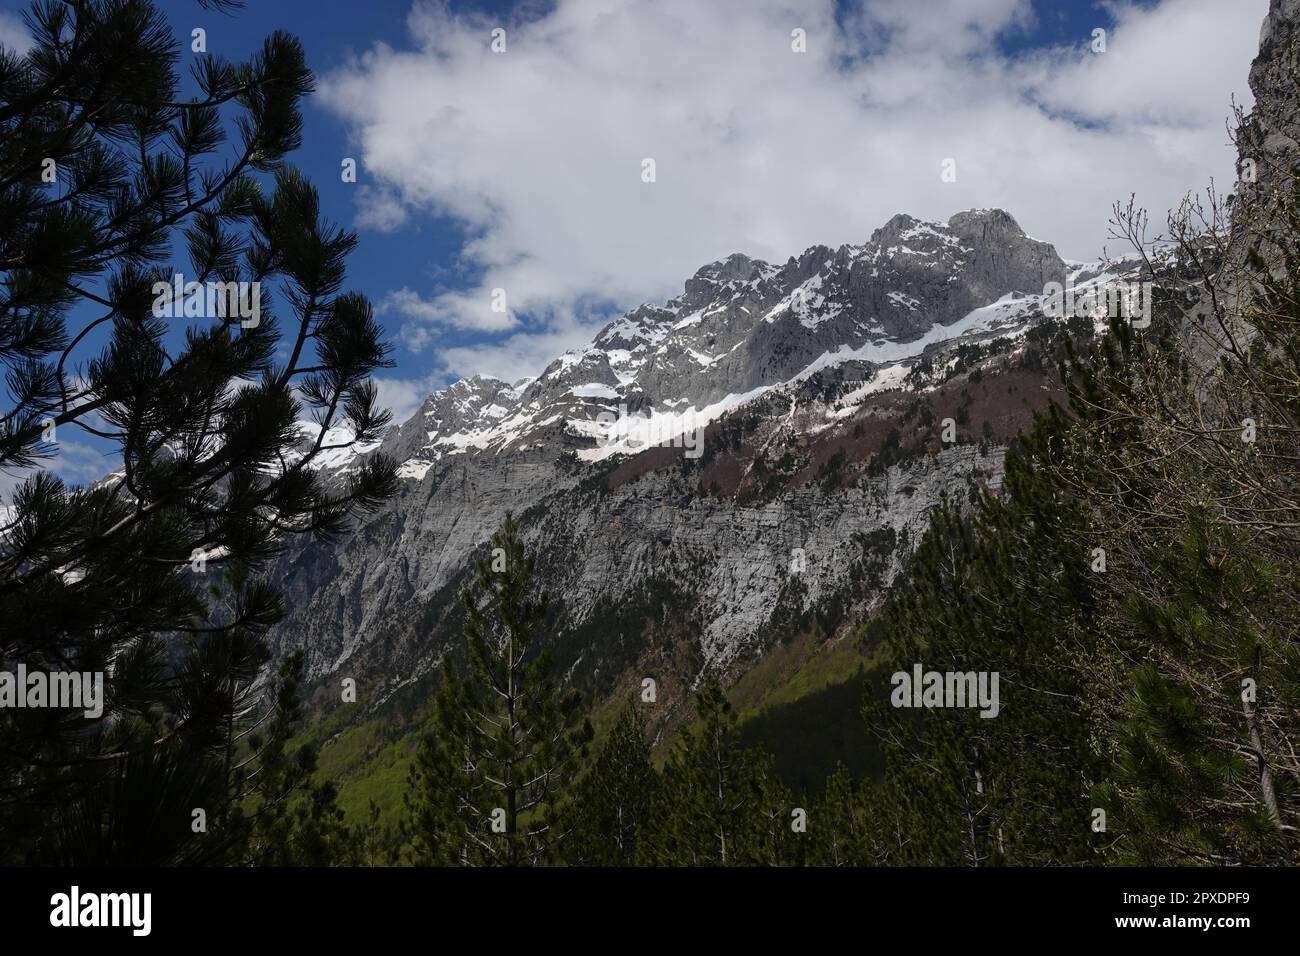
[0, 0, 397, 863]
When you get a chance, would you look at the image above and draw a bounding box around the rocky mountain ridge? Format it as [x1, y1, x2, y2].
[269, 206, 1121, 719]
[314, 208, 1120, 482]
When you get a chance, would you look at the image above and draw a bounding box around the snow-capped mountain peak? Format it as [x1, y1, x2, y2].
[349, 208, 1068, 476]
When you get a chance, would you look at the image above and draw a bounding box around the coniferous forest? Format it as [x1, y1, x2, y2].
[2, 0, 1299, 902]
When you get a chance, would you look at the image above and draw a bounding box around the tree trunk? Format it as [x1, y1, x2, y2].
[1242, 696, 1283, 831]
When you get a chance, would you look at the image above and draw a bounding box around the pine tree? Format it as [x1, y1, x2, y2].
[405, 515, 584, 866]
[1094, 512, 1300, 864]
[860, 392, 1104, 865]
[0, 0, 397, 864]
[240, 652, 363, 867]
[641, 679, 795, 866]
[1060, 187, 1300, 863]
[806, 764, 878, 868]
[563, 704, 657, 866]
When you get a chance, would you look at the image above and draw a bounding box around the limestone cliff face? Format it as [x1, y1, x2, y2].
[271, 439, 1006, 701]
[1222, 0, 1300, 274]
[1179, 0, 1300, 378]
[523, 444, 1004, 671]
[1246, 0, 1300, 200]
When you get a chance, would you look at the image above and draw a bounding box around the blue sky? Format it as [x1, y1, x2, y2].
[0, 0, 1268, 489]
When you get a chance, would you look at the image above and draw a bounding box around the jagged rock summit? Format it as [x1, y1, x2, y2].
[337, 209, 1069, 482]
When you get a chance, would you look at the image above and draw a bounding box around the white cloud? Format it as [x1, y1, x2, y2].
[839, 0, 1034, 57]
[51, 441, 113, 484]
[353, 184, 411, 232]
[1021, 0, 1258, 130]
[372, 372, 441, 423]
[1, 441, 116, 499]
[437, 315, 609, 384]
[381, 285, 519, 334]
[321, 0, 1266, 378]
[0, 12, 32, 56]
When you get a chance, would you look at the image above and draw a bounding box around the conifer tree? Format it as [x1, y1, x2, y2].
[563, 704, 657, 866]
[1068, 186, 1300, 863]
[0, 0, 397, 864]
[405, 515, 584, 866]
[860, 385, 1104, 865]
[641, 679, 795, 866]
[240, 652, 364, 867]
[805, 763, 881, 866]
[1095, 514, 1298, 863]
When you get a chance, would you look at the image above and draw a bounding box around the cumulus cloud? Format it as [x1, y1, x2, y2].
[0, 469, 28, 509]
[48, 441, 113, 485]
[381, 285, 519, 335]
[353, 184, 411, 232]
[372, 372, 442, 423]
[322, 0, 1265, 379]
[438, 315, 610, 384]
[1021, 0, 1258, 131]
